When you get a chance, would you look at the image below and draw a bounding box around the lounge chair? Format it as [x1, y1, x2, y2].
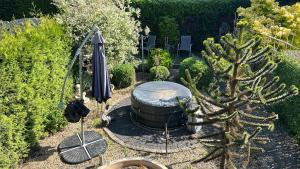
[177, 36, 192, 56]
[143, 35, 156, 55]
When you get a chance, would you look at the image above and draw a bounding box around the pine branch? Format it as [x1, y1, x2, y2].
[221, 34, 236, 49]
[246, 46, 270, 64]
[239, 120, 274, 130]
[238, 48, 252, 64]
[243, 143, 251, 168]
[239, 111, 278, 121]
[200, 139, 223, 144]
[248, 127, 262, 141]
[188, 111, 238, 126]
[197, 98, 215, 113]
[216, 65, 233, 76]
[262, 76, 280, 92]
[265, 86, 298, 105]
[264, 83, 286, 98]
[252, 137, 271, 144]
[181, 70, 227, 108]
[250, 147, 265, 153]
[238, 39, 255, 50]
[238, 62, 277, 82]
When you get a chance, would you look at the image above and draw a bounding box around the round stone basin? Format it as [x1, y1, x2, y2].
[131, 81, 192, 129]
[99, 157, 167, 169]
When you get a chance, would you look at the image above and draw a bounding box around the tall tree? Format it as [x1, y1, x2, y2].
[179, 26, 298, 168]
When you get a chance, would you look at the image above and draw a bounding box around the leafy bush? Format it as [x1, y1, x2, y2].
[272, 53, 300, 142]
[112, 64, 136, 88]
[0, 17, 73, 168]
[53, 0, 141, 66]
[238, 0, 300, 47]
[179, 57, 212, 89]
[148, 48, 173, 69]
[132, 0, 250, 50]
[158, 16, 180, 46]
[149, 66, 170, 81]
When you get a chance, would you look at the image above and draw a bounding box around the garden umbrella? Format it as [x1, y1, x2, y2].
[92, 31, 112, 104]
[58, 26, 108, 164]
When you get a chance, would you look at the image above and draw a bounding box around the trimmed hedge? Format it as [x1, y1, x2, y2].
[111, 64, 136, 88]
[179, 57, 212, 89]
[148, 48, 173, 69]
[0, 17, 73, 168]
[158, 16, 180, 46]
[0, 0, 57, 21]
[132, 0, 250, 49]
[272, 53, 300, 143]
[150, 66, 170, 81]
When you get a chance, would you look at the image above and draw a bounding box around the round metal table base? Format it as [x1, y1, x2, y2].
[58, 131, 107, 164]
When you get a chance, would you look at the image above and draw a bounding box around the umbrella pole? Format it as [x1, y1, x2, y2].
[79, 52, 85, 146]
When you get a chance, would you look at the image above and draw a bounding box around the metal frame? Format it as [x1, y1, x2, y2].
[58, 25, 106, 163]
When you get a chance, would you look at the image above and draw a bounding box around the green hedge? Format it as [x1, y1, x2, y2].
[179, 57, 212, 89]
[112, 64, 136, 88]
[0, 17, 73, 168]
[0, 0, 57, 21]
[150, 66, 170, 81]
[272, 53, 300, 143]
[132, 0, 250, 50]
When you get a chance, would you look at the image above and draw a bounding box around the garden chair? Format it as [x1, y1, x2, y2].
[177, 36, 192, 56]
[143, 35, 156, 55]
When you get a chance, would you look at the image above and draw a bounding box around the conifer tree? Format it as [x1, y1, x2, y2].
[178, 26, 298, 169]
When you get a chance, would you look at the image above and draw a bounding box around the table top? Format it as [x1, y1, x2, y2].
[132, 81, 192, 107]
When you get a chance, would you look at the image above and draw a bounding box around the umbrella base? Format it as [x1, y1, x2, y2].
[58, 131, 107, 164]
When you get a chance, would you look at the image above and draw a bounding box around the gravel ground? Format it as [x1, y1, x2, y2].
[19, 73, 218, 169]
[19, 73, 300, 169]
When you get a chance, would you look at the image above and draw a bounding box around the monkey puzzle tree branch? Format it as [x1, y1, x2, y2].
[188, 111, 238, 126]
[239, 111, 278, 121]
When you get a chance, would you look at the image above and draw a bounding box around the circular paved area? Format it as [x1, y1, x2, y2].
[104, 97, 200, 153]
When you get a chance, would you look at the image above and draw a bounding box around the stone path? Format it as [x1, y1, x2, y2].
[104, 97, 201, 153]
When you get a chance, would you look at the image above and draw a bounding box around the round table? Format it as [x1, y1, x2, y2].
[131, 81, 192, 129]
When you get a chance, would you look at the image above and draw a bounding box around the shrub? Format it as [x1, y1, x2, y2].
[149, 66, 170, 81]
[112, 64, 136, 88]
[272, 53, 300, 142]
[132, 0, 250, 50]
[179, 57, 212, 89]
[238, 0, 300, 47]
[0, 17, 73, 168]
[53, 0, 142, 66]
[158, 16, 180, 46]
[148, 48, 173, 69]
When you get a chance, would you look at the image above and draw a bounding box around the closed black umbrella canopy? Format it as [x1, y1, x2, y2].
[92, 31, 112, 103]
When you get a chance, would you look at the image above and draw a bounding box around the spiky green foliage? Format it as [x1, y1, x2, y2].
[178, 28, 298, 168]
